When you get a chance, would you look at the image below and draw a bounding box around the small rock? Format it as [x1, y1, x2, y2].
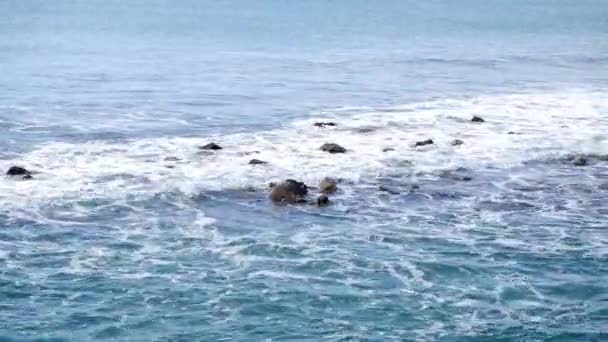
[22, 174, 33, 180]
[508, 131, 517, 135]
[379, 185, 400, 195]
[314, 122, 336, 128]
[199, 143, 222, 150]
[316, 195, 330, 206]
[164, 156, 180, 161]
[451, 139, 464, 146]
[269, 179, 308, 203]
[318, 177, 338, 194]
[382, 147, 395, 152]
[268, 182, 277, 189]
[6, 166, 30, 176]
[320, 143, 346, 154]
[573, 155, 588, 166]
[249, 159, 268, 165]
[472, 116, 485, 123]
[414, 139, 434, 147]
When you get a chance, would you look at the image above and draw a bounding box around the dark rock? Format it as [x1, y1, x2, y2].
[6, 166, 30, 176]
[316, 195, 330, 206]
[414, 139, 434, 147]
[573, 155, 588, 166]
[318, 177, 338, 194]
[382, 147, 395, 152]
[199, 143, 222, 150]
[268, 182, 277, 189]
[379, 185, 400, 195]
[269, 179, 308, 203]
[451, 139, 464, 146]
[320, 143, 346, 154]
[164, 156, 180, 161]
[249, 159, 268, 165]
[22, 174, 33, 180]
[508, 131, 517, 135]
[313, 122, 336, 128]
[472, 116, 485, 123]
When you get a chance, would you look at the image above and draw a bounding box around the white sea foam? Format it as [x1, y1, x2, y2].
[1, 89, 607, 211]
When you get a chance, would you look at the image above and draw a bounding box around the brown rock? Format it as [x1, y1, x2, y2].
[318, 177, 338, 194]
[269, 179, 308, 203]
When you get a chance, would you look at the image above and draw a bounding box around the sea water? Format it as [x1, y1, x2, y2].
[1, 0, 608, 340]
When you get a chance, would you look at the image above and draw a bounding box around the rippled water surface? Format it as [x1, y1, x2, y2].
[1, 0, 608, 340]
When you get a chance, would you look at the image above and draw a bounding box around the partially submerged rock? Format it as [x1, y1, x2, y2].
[320, 143, 346, 154]
[382, 147, 395, 152]
[471, 116, 485, 123]
[451, 139, 464, 146]
[269, 179, 308, 203]
[316, 195, 330, 206]
[6, 166, 30, 176]
[164, 156, 181, 161]
[6, 166, 32, 180]
[313, 122, 336, 128]
[378, 185, 400, 195]
[572, 154, 588, 166]
[199, 142, 223, 150]
[318, 177, 338, 194]
[249, 159, 268, 165]
[414, 139, 434, 147]
[564, 153, 608, 166]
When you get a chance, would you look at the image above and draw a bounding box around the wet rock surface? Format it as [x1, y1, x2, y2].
[414, 139, 434, 147]
[316, 195, 330, 206]
[318, 178, 338, 194]
[320, 143, 347, 154]
[248, 159, 268, 165]
[313, 122, 336, 128]
[199, 142, 223, 150]
[269, 179, 309, 203]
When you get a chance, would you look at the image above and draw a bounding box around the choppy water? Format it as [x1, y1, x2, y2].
[2, 0, 608, 340]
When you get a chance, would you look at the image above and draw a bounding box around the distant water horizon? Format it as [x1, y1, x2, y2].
[1, 1, 608, 340]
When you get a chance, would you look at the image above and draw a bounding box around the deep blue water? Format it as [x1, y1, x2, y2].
[1, 0, 608, 340]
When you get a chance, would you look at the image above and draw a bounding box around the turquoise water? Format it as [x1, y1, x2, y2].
[1, 1, 608, 340]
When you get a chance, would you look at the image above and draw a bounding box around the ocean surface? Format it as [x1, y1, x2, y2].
[1, 0, 608, 340]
